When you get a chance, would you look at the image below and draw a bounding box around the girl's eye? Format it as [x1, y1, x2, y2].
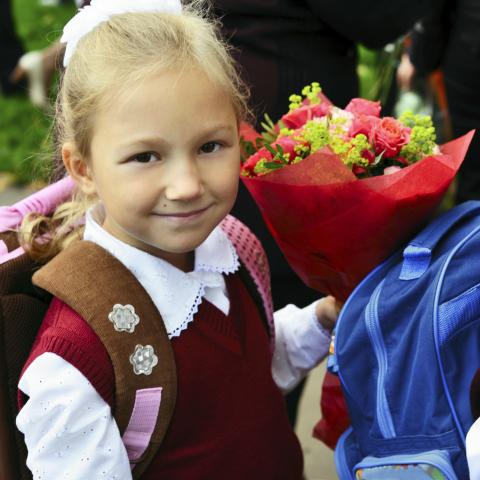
[132, 152, 158, 163]
[199, 142, 221, 154]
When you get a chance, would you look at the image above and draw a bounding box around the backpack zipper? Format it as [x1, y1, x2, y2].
[334, 427, 355, 480]
[432, 222, 480, 447]
[364, 278, 396, 439]
[329, 255, 399, 386]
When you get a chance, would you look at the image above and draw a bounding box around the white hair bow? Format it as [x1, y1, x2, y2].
[61, 0, 183, 67]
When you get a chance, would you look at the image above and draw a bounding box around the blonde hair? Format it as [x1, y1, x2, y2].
[20, 1, 250, 262]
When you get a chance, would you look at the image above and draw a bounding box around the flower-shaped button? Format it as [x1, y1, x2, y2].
[129, 344, 158, 375]
[108, 304, 140, 333]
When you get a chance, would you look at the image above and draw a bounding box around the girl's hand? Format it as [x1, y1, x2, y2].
[315, 296, 342, 332]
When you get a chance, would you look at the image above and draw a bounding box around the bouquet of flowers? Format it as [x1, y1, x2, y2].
[240, 83, 474, 448]
[241, 82, 474, 302]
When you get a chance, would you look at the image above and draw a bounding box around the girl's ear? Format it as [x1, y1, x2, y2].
[62, 142, 97, 196]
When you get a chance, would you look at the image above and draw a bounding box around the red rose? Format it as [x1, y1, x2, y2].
[349, 115, 380, 138]
[281, 102, 330, 129]
[274, 136, 298, 160]
[352, 165, 367, 176]
[372, 117, 411, 158]
[361, 149, 375, 164]
[345, 98, 381, 117]
[396, 156, 409, 166]
[242, 147, 273, 175]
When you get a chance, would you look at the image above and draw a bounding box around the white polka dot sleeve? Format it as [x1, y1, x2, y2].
[16, 352, 132, 480]
[272, 299, 331, 393]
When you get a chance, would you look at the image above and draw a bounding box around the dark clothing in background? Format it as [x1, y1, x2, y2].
[410, 0, 480, 203]
[216, 0, 437, 425]
[215, 0, 437, 122]
[215, 0, 437, 309]
[0, 0, 24, 94]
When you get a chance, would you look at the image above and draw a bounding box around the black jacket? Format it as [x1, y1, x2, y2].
[215, 0, 438, 117]
[216, 0, 438, 306]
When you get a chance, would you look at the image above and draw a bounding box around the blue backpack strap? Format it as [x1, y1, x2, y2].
[400, 201, 480, 280]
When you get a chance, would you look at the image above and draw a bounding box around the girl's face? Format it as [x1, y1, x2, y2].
[76, 68, 240, 271]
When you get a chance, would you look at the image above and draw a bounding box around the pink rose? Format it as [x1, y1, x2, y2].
[274, 136, 298, 159]
[372, 117, 411, 158]
[281, 102, 331, 129]
[349, 115, 380, 138]
[239, 122, 261, 144]
[345, 98, 381, 117]
[242, 147, 272, 175]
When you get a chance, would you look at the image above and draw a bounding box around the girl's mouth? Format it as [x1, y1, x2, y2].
[154, 205, 211, 220]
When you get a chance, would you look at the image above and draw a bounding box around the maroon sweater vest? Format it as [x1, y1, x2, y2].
[20, 273, 303, 479]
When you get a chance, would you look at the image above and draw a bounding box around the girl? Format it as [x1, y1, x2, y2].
[15, 1, 338, 478]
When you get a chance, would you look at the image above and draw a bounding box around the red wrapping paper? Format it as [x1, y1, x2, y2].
[242, 130, 475, 302]
[313, 371, 350, 449]
[241, 129, 475, 449]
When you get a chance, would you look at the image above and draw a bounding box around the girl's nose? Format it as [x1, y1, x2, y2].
[164, 160, 205, 201]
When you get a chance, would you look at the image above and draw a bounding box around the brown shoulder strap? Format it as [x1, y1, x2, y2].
[32, 241, 176, 477]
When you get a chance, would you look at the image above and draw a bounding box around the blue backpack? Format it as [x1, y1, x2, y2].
[329, 201, 480, 480]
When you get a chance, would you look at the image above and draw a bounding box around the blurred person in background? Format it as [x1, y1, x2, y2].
[1, 0, 73, 108]
[397, 0, 480, 203]
[214, 0, 439, 425]
[9, 41, 64, 109]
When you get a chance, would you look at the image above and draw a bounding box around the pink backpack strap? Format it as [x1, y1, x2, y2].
[220, 215, 275, 349]
[0, 177, 75, 264]
[0, 176, 75, 232]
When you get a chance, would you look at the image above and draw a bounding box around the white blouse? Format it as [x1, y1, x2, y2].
[17, 209, 331, 479]
[467, 418, 480, 479]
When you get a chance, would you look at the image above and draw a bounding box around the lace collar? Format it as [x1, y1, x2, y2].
[83, 206, 240, 338]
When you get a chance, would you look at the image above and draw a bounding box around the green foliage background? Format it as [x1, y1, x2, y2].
[0, 0, 75, 183]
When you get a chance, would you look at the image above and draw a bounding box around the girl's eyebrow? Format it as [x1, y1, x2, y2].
[187, 124, 236, 142]
[201, 124, 236, 136]
[190, 124, 237, 144]
[117, 125, 236, 151]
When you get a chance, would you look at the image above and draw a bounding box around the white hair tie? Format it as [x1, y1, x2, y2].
[61, 0, 183, 67]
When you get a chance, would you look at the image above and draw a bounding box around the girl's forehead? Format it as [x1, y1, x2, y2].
[90, 68, 237, 149]
[101, 66, 232, 115]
